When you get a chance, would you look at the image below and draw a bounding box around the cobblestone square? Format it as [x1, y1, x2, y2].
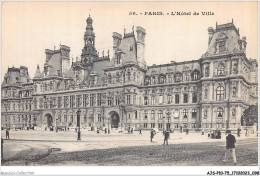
[1, 130, 258, 166]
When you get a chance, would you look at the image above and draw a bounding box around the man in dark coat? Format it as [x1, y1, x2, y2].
[6, 129, 10, 140]
[164, 130, 170, 145]
[150, 129, 154, 142]
[139, 129, 142, 135]
[223, 130, 237, 165]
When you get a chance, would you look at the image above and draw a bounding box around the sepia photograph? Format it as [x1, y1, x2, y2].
[0, 1, 259, 175]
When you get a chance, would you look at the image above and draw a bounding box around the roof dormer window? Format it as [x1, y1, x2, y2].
[219, 41, 226, 53]
[116, 55, 121, 65]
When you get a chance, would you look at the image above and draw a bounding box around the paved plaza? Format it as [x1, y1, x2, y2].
[1, 129, 258, 166]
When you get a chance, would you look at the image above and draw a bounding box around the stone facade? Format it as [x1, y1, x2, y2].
[1, 17, 258, 131]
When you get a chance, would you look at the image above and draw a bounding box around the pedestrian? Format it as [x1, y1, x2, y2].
[237, 128, 240, 137]
[180, 126, 183, 133]
[150, 129, 154, 142]
[139, 129, 142, 135]
[201, 129, 205, 135]
[223, 130, 237, 165]
[105, 128, 107, 134]
[208, 131, 211, 138]
[186, 128, 189, 135]
[164, 130, 170, 145]
[6, 129, 10, 140]
[131, 128, 133, 134]
[75, 128, 77, 133]
[1, 138, 3, 161]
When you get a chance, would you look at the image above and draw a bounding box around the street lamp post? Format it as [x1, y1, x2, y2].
[108, 117, 110, 134]
[77, 109, 81, 140]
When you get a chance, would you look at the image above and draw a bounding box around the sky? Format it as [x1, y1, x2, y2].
[1, 1, 258, 81]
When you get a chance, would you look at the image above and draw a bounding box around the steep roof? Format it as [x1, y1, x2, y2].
[146, 61, 201, 76]
[203, 22, 245, 58]
[33, 65, 43, 79]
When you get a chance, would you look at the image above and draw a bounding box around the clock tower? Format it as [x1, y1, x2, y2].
[81, 15, 98, 65]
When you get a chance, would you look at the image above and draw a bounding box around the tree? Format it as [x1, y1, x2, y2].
[241, 105, 258, 126]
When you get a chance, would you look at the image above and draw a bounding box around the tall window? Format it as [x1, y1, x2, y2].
[115, 96, 120, 105]
[184, 73, 189, 81]
[151, 123, 155, 128]
[175, 94, 179, 104]
[97, 93, 102, 106]
[151, 96, 155, 105]
[98, 114, 102, 122]
[217, 107, 224, 118]
[183, 94, 188, 103]
[83, 94, 88, 107]
[167, 95, 172, 104]
[135, 111, 138, 119]
[159, 95, 163, 104]
[70, 95, 75, 108]
[127, 71, 131, 81]
[107, 96, 112, 106]
[159, 75, 165, 84]
[192, 94, 197, 103]
[193, 71, 198, 80]
[158, 110, 163, 119]
[174, 110, 179, 118]
[151, 110, 155, 119]
[64, 114, 67, 122]
[76, 95, 81, 107]
[144, 96, 148, 105]
[219, 41, 226, 53]
[90, 94, 95, 107]
[126, 95, 131, 105]
[183, 109, 188, 118]
[192, 109, 197, 118]
[216, 86, 225, 101]
[144, 110, 148, 119]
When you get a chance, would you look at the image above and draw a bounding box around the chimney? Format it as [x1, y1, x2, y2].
[208, 27, 215, 46]
[112, 32, 122, 54]
[136, 26, 146, 68]
[45, 49, 54, 62]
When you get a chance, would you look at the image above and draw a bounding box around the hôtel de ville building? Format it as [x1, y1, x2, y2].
[1, 16, 258, 131]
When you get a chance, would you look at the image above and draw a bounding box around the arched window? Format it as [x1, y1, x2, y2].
[217, 108, 224, 117]
[183, 109, 188, 118]
[219, 41, 226, 53]
[216, 86, 225, 101]
[151, 110, 155, 119]
[192, 109, 197, 118]
[175, 73, 182, 82]
[184, 73, 189, 81]
[192, 71, 199, 80]
[144, 110, 148, 119]
[144, 96, 148, 105]
[127, 71, 131, 81]
[159, 75, 165, 84]
[217, 63, 225, 76]
[144, 76, 150, 85]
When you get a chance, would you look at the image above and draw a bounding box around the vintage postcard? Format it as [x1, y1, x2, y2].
[1, 1, 259, 175]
